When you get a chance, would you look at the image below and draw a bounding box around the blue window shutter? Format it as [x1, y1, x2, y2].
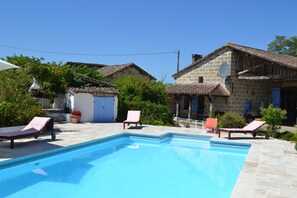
[272, 88, 281, 108]
[192, 96, 198, 112]
[244, 100, 251, 114]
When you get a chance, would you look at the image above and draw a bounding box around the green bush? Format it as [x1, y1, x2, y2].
[114, 75, 173, 126]
[118, 101, 174, 126]
[260, 104, 287, 137]
[0, 98, 46, 127]
[218, 112, 245, 128]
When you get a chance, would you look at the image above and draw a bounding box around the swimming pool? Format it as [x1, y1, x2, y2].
[0, 133, 250, 198]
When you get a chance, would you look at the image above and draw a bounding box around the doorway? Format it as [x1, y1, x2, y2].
[281, 87, 297, 125]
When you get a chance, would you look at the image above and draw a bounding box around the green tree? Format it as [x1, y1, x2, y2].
[114, 75, 173, 125]
[64, 64, 105, 81]
[0, 65, 45, 127]
[268, 35, 297, 57]
[5, 55, 75, 101]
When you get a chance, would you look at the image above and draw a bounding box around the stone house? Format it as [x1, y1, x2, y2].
[66, 62, 156, 80]
[167, 43, 297, 125]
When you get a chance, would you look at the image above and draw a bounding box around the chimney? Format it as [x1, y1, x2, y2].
[192, 54, 203, 64]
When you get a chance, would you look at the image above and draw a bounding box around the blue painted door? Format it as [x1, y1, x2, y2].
[272, 88, 281, 108]
[93, 97, 114, 122]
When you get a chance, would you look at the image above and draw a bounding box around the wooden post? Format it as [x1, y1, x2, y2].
[175, 96, 180, 119]
[188, 97, 192, 120]
[209, 96, 215, 118]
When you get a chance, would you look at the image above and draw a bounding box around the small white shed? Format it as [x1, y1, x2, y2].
[67, 86, 118, 123]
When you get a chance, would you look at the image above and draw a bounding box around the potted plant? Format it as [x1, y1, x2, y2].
[71, 110, 82, 123]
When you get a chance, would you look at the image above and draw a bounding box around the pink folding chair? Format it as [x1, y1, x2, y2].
[123, 111, 142, 129]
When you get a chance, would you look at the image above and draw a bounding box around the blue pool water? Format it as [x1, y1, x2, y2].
[0, 134, 250, 198]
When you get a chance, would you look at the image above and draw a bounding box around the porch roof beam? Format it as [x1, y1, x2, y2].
[237, 64, 264, 75]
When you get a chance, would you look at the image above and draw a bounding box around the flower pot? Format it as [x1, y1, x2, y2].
[71, 115, 81, 123]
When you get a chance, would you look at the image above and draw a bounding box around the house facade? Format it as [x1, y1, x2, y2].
[167, 43, 297, 125]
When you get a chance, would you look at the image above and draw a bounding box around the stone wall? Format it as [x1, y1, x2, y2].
[176, 49, 232, 85]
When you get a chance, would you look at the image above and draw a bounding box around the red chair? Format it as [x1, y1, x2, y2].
[204, 118, 218, 133]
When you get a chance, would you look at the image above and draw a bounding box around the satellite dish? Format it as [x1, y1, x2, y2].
[218, 63, 230, 77]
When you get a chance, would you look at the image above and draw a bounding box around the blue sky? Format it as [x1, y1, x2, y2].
[0, 0, 296, 82]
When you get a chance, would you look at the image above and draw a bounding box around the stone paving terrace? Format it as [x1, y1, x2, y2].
[0, 122, 296, 198]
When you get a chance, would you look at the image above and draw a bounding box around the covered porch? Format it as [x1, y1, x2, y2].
[166, 83, 230, 121]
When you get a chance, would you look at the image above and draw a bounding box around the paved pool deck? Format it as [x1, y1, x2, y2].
[0, 122, 296, 198]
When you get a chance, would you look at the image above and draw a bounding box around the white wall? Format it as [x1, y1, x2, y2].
[67, 90, 118, 123]
[73, 93, 94, 122]
[114, 96, 118, 122]
[40, 94, 65, 109]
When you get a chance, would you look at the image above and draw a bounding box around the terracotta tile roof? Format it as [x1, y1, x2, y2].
[98, 63, 134, 77]
[166, 83, 230, 97]
[173, 43, 297, 79]
[69, 86, 118, 96]
[98, 62, 156, 80]
[228, 43, 297, 70]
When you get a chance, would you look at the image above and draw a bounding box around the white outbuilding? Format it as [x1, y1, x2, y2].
[67, 86, 118, 123]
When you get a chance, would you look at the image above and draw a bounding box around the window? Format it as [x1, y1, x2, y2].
[198, 76, 203, 83]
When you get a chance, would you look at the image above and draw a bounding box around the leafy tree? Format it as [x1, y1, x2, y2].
[0, 55, 108, 127]
[268, 35, 297, 57]
[64, 64, 105, 81]
[5, 55, 75, 101]
[0, 67, 45, 127]
[260, 104, 287, 137]
[114, 75, 173, 125]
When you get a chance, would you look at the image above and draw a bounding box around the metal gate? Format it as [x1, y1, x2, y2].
[93, 97, 114, 122]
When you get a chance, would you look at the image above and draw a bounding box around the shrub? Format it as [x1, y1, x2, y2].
[114, 75, 173, 126]
[0, 98, 46, 127]
[118, 101, 174, 126]
[260, 104, 287, 137]
[218, 112, 245, 128]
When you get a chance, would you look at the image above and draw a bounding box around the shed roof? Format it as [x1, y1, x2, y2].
[173, 43, 297, 79]
[69, 86, 118, 96]
[166, 83, 230, 97]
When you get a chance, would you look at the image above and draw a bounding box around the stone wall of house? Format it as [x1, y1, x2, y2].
[176, 49, 232, 85]
[203, 52, 271, 116]
[109, 67, 152, 79]
[175, 48, 271, 117]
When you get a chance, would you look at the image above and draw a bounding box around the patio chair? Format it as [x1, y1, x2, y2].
[123, 110, 141, 129]
[218, 120, 266, 140]
[204, 118, 218, 133]
[0, 117, 56, 149]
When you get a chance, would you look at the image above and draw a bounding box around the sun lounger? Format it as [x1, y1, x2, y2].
[218, 120, 266, 139]
[0, 117, 55, 149]
[123, 110, 141, 129]
[204, 118, 218, 133]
